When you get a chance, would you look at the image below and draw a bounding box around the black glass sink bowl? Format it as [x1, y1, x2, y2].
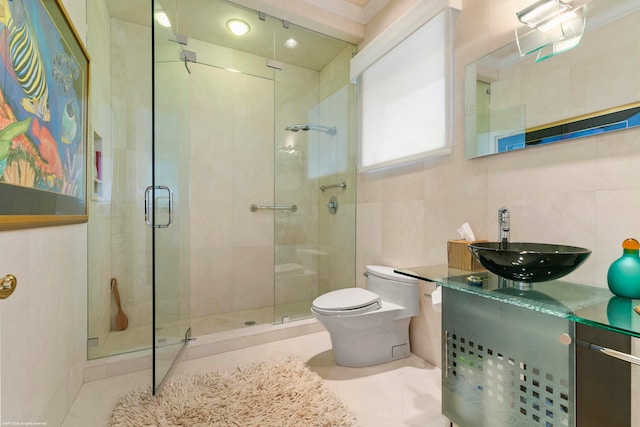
[467, 242, 592, 283]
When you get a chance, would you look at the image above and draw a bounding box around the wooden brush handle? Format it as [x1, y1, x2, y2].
[112, 278, 122, 308]
[112, 278, 128, 331]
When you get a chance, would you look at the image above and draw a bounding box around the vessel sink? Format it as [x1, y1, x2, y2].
[467, 242, 591, 283]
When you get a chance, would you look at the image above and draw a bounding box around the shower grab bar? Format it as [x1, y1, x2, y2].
[250, 204, 297, 212]
[320, 181, 346, 192]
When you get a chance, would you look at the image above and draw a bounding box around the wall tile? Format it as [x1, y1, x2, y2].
[2, 225, 86, 425]
[358, 2, 640, 403]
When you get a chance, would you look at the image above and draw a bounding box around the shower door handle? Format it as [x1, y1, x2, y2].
[145, 185, 173, 228]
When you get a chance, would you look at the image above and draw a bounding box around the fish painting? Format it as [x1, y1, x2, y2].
[61, 99, 77, 144]
[53, 51, 79, 94]
[31, 117, 63, 179]
[4, 0, 50, 121]
[0, 115, 30, 175]
[0, 0, 86, 202]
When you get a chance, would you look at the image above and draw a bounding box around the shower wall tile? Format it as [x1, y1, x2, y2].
[190, 108, 233, 157]
[191, 248, 233, 296]
[232, 187, 274, 249]
[110, 20, 152, 115]
[319, 46, 355, 100]
[190, 51, 282, 318]
[107, 18, 153, 331]
[232, 246, 275, 311]
[324, 202, 356, 252]
[191, 66, 235, 114]
[87, 213, 112, 349]
[233, 73, 274, 120]
[315, 54, 358, 293]
[232, 116, 274, 163]
[190, 204, 234, 249]
[328, 246, 358, 291]
[232, 159, 274, 212]
[86, 0, 115, 361]
[191, 166, 234, 212]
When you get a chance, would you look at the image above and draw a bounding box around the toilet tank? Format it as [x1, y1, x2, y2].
[366, 265, 419, 316]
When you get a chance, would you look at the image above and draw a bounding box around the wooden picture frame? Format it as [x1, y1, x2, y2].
[0, 0, 89, 230]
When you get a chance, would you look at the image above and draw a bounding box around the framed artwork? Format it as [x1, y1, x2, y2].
[0, 0, 89, 230]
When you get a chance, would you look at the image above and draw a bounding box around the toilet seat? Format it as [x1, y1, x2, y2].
[312, 288, 381, 316]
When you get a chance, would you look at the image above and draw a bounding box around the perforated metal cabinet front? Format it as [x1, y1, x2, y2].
[442, 287, 575, 427]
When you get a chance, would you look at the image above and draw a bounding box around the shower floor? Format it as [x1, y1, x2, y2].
[90, 300, 313, 359]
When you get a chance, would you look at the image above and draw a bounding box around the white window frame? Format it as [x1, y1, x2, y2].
[352, 1, 460, 172]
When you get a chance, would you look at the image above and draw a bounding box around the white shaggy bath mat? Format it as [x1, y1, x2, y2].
[109, 356, 359, 426]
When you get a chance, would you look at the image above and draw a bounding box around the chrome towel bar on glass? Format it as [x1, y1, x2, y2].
[320, 181, 346, 192]
[250, 204, 297, 212]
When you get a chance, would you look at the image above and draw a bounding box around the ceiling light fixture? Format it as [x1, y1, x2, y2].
[517, 0, 570, 27]
[515, 0, 587, 61]
[226, 19, 250, 36]
[284, 38, 298, 49]
[154, 11, 171, 28]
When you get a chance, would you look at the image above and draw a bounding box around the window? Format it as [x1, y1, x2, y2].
[355, 9, 454, 172]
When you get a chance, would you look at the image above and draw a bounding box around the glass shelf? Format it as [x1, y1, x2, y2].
[395, 265, 640, 339]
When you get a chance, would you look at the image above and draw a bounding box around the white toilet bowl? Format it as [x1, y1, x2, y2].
[311, 265, 419, 367]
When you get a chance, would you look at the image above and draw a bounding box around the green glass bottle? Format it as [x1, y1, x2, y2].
[606, 296, 632, 329]
[607, 238, 640, 299]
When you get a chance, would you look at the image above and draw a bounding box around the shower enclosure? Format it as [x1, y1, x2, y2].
[87, 0, 357, 377]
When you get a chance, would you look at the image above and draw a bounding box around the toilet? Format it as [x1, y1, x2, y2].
[311, 265, 419, 367]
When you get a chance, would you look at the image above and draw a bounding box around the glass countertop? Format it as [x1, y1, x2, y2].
[395, 265, 640, 339]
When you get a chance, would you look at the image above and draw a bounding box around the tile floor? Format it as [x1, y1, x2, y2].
[63, 331, 448, 427]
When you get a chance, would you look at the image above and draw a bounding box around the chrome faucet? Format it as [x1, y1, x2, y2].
[498, 207, 510, 247]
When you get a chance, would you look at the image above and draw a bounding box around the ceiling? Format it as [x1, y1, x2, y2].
[105, 0, 386, 71]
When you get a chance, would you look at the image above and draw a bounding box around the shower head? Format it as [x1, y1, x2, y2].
[284, 123, 336, 135]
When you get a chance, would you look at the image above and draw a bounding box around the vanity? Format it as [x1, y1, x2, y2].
[396, 265, 637, 427]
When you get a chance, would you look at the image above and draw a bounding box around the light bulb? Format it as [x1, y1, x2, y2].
[284, 38, 298, 49]
[226, 19, 250, 36]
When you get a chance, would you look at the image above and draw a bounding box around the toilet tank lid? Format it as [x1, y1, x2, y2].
[366, 265, 418, 283]
[313, 288, 381, 311]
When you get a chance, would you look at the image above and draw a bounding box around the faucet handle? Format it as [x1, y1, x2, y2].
[498, 207, 510, 244]
[498, 207, 509, 222]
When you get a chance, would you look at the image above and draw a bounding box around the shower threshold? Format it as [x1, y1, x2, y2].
[84, 317, 323, 383]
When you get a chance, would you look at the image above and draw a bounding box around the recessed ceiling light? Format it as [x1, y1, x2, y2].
[154, 11, 171, 28]
[284, 38, 298, 49]
[226, 19, 250, 36]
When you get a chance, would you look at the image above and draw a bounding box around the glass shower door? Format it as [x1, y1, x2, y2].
[151, 0, 191, 393]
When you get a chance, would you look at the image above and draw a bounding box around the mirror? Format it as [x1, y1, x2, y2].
[465, 0, 640, 159]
